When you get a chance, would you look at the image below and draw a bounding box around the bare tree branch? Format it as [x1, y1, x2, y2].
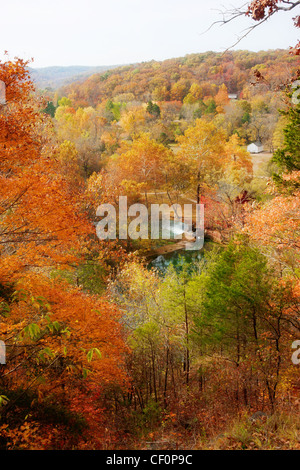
[205, 1, 300, 53]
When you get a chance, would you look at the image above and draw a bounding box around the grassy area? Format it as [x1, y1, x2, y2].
[131, 409, 300, 450]
[205, 411, 300, 450]
[250, 152, 273, 176]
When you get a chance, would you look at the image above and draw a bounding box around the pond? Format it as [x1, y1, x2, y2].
[145, 216, 212, 274]
[149, 247, 205, 274]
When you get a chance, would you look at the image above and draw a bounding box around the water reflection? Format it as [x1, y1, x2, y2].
[150, 249, 203, 274]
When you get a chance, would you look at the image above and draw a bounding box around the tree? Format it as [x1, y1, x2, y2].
[146, 101, 161, 118]
[170, 79, 190, 102]
[54, 104, 106, 177]
[109, 259, 200, 408]
[183, 83, 204, 104]
[0, 57, 128, 448]
[207, 135, 253, 239]
[245, 173, 300, 265]
[110, 133, 171, 204]
[272, 102, 300, 185]
[119, 106, 146, 138]
[42, 101, 56, 118]
[193, 241, 297, 410]
[215, 83, 230, 113]
[175, 119, 227, 203]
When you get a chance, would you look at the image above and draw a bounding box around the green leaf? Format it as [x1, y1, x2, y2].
[23, 323, 41, 340]
[38, 347, 54, 360]
[82, 367, 91, 379]
[0, 302, 10, 318]
[87, 348, 102, 362]
[0, 395, 9, 407]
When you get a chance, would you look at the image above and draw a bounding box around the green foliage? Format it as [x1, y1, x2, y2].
[204, 99, 217, 115]
[272, 102, 300, 188]
[146, 101, 161, 118]
[105, 99, 123, 121]
[22, 323, 41, 341]
[193, 108, 203, 119]
[0, 282, 14, 302]
[0, 301, 10, 318]
[141, 399, 162, 428]
[58, 96, 72, 107]
[0, 396, 9, 408]
[86, 347, 102, 362]
[50, 260, 106, 295]
[193, 242, 272, 348]
[0, 388, 87, 434]
[242, 111, 251, 124]
[76, 261, 106, 295]
[42, 101, 57, 117]
[100, 71, 111, 81]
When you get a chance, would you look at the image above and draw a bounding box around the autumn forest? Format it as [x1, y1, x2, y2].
[0, 0, 300, 452]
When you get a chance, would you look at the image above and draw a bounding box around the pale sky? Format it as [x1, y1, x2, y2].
[0, 0, 299, 68]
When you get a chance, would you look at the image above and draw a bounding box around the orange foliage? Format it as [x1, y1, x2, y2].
[0, 57, 128, 448]
[244, 172, 300, 255]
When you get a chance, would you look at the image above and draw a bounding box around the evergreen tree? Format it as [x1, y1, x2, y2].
[272, 99, 300, 189]
[42, 101, 57, 117]
[146, 101, 161, 118]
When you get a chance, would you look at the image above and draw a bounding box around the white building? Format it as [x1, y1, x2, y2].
[247, 142, 264, 154]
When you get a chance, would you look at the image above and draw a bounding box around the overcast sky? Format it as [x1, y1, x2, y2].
[0, 0, 299, 68]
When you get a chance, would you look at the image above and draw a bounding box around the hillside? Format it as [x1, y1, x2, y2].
[50, 48, 300, 170]
[61, 49, 299, 107]
[29, 64, 123, 90]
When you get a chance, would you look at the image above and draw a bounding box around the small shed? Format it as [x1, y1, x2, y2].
[247, 142, 264, 154]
